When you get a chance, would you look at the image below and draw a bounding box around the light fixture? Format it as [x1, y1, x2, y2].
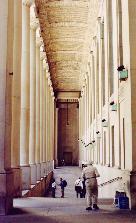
[110, 101, 114, 105]
[117, 65, 125, 71]
[66, 99, 69, 125]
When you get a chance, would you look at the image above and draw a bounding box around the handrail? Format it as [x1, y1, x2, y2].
[98, 176, 122, 187]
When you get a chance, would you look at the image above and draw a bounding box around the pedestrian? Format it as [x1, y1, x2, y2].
[61, 159, 65, 166]
[59, 178, 67, 198]
[51, 179, 56, 198]
[75, 177, 83, 198]
[82, 161, 100, 210]
[81, 178, 86, 198]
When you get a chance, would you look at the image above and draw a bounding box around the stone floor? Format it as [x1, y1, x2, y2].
[1, 166, 136, 223]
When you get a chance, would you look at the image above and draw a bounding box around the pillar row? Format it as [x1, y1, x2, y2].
[11, 0, 22, 197]
[29, 19, 38, 185]
[20, 0, 32, 190]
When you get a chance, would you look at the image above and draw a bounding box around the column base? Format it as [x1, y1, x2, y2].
[130, 171, 136, 209]
[36, 163, 41, 181]
[41, 162, 46, 178]
[0, 170, 13, 215]
[30, 164, 37, 185]
[47, 161, 50, 174]
[21, 165, 31, 190]
[54, 159, 58, 168]
[12, 167, 22, 197]
[44, 162, 48, 176]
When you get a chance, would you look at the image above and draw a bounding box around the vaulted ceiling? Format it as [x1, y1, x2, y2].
[35, 0, 100, 93]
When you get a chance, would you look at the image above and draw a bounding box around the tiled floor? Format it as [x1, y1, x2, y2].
[1, 166, 136, 223]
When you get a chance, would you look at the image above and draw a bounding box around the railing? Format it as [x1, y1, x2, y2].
[98, 177, 122, 187]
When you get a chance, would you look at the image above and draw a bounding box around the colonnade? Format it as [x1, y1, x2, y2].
[79, 0, 136, 209]
[0, 0, 55, 215]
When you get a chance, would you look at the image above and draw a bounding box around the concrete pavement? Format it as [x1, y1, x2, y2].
[0, 166, 136, 223]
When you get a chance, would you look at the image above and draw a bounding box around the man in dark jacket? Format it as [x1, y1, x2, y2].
[59, 178, 65, 198]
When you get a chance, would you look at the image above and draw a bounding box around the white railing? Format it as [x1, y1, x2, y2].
[98, 177, 122, 187]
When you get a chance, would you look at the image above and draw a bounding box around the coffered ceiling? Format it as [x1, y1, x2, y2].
[35, 0, 100, 93]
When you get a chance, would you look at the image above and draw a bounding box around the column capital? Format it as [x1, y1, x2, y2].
[97, 16, 101, 23]
[43, 60, 47, 71]
[46, 63, 49, 72]
[40, 51, 46, 61]
[50, 87, 54, 95]
[46, 71, 50, 79]
[36, 37, 43, 47]
[48, 78, 52, 87]
[30, 17, 39, 30]
[22, 0, 34, 7]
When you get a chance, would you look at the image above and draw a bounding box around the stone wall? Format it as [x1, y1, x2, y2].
[58, 103, 79, 166]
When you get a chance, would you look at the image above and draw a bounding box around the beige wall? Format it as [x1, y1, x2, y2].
[58, 103, 79, 165]
[79, 0, 136, 209]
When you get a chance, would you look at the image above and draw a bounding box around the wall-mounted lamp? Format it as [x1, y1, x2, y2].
[92, 140, 95, 143]
[117, 65, 125, 71]
[117, 65, 128, 81]
[102, 119, 108, 127]
[96, 131, 100, 134]
[110, 101, 114, 106]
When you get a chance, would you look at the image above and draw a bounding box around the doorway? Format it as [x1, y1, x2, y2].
[63, 152, 72, 165]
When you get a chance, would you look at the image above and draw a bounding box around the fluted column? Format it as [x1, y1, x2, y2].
[20, 0, 32, 190]
[42, 62, 47, 175]
[47, 79, 51, 172]
[79, 98, 82, 166]
[11, 0, 22, 197]
[40, 53, 45, 177]
[45, 73, 49, 174]
[50, 90, 55, 171]
[54, 105, 59, 167]
[29, 19, 38, 185]
[0, 0, 14, 215]
[48, 85, 51, 171]
[35, 37, 42, 180]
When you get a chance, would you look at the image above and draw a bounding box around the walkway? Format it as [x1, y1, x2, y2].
[1, 166, 136, 223]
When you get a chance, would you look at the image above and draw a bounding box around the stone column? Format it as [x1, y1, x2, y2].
[103, 0, 110, 166]
[35, 37, 42, 181]
[40, 53, 44, 177]
[47, 78, 50, 171]
[42, 62, 47, 175]
[11, 0, 22, 197]
[51, 91, 55, 171]
[123, 0, 136, 209]
[45, 72, 49, 174]
[79, 98, 82, 166]
[54, 105, 59, 167]
[0, 0, 14, 215]
[48, 85, 52, 171]
[84, 84, 87, 161]
[29, 18, 38, 185]
[20, 0, 32, 190]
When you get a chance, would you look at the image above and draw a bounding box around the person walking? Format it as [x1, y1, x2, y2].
[59, 178, 67, 198]
[75, 177, 83, 198]
[81, 179, 86, 198]
[51, 179, 56, 198]
[82, 161, 100, 211]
